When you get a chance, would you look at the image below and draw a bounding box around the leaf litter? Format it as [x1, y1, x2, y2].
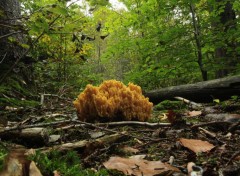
[0, 97, 240, 175]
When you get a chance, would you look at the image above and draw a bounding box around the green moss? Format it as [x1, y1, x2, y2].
[28, 150, 109, 176]
[0, 144, 8, 171]
[154, 100, 186, 111]
[0, 97, 39, 107]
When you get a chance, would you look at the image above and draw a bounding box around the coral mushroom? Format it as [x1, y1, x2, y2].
[73, 80, 153, 122]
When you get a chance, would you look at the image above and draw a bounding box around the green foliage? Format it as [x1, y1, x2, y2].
[231, 95, 239, 101]
[29, 150, 109, 176]
[19, 0, 104, 94]
[87, 0, 110, 7]
[92, 0, 239, 88]
[0, 97, 39, 107]
[3, 0, 239, 103]
[0, 144, 8, 171]
[0, 77, 39, 108]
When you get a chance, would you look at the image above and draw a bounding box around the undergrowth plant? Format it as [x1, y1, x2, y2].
[29, 150, 109, 176]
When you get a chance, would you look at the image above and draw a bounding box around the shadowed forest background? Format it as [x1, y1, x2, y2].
[0, 0, 240, 107]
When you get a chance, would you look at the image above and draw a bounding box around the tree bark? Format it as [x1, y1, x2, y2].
[144, 75, 240, 104]
[0, 0, 25, 79]
[189, 3, 208, 81]
[214, 0, 237, 78]
[0, 127, 49, 146]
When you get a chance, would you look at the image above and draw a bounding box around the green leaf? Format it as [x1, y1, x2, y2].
[213, 99, 220, 104]
[35, 18, 49, 31]
[49, 6, 68, 16]
[20, 43, 30, 49]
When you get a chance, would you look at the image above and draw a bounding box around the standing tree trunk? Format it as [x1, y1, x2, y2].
[214, 0, 237, 78]
[0, 0, 25, 81]
[189, 3, 208, 81]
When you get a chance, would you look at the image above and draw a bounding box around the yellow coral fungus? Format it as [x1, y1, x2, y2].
[73, 80, 153, 122]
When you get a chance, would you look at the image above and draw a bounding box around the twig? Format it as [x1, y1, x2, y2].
[198, 127, 225, 145]
[0, 119, 74, 133]
[198, 127, 216, 138]
[0, 119, 168, 141]
[39, 93, 71, 105]
[0, 52, 7, 64]
[174, 97, 203, 109]
[72, 120, 162, 141]
[97, 121, 171, 127]
[228, 121, 240, 133]
[191, 121, 232, 129]
[0, 31, 22, 40]
[56, 121, 171, 131]
[226, 151, 240, 166]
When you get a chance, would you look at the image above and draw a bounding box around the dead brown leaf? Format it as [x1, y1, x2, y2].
[53, 170, 61, 176]
[0, 158, 22, 176]
[121, 146, 139, 154]
[29, 161, 43, 176]
[103, 156, 180, 176]
[0, 148, 31, 176]
[179, 138, 215, 153]
[167, 110, 177, 124]
[185, 110, 202, 117]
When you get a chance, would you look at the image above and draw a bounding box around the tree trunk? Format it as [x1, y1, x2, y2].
[0, 0, 25, 79]
[189, 4, 208, 81]
[144, 75, 240, 104]
[214, 0, 237, 78]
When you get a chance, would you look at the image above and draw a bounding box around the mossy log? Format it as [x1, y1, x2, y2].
[144, 75, 240, 104]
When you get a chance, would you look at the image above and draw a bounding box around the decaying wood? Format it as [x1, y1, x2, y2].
[174, 97, 203, 109]
[56, 121, 171, 131]
[0, 128, 49, 145]
[0, 119, 168, 147]
[40, 133, 124, 152]
[0, 119, 171, 134]
[144, 75, 240, 104]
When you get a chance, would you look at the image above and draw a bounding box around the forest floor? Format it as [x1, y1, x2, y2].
[0, 96, 240, 176]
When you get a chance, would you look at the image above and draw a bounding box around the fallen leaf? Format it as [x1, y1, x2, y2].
[234, 155, 240, 161]
[121, 146, 139, 154]
[103, 156, 180, 176]
[187, 162, 203, 176]
[29, 161, 43, 176]
[167, 110, 177, 124]
[185, 110, 202, 117]
[0, 148, 31, 176]
[179, 138, 215, 153]
[129, 155, 146, 160]
[53, 170, 61, 176]
[0, 158, 22, 176]
[89, 131, 105, 139]
[25, 148, 36, 156]
[159, 113, 168, 120]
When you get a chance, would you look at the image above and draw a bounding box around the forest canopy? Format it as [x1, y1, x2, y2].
[0, 0, 239, 107]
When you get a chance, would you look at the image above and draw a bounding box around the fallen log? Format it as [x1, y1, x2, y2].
[40, 133, 124, 153]
[144, 75, 240, 104]
[0, 127, 49, 146]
